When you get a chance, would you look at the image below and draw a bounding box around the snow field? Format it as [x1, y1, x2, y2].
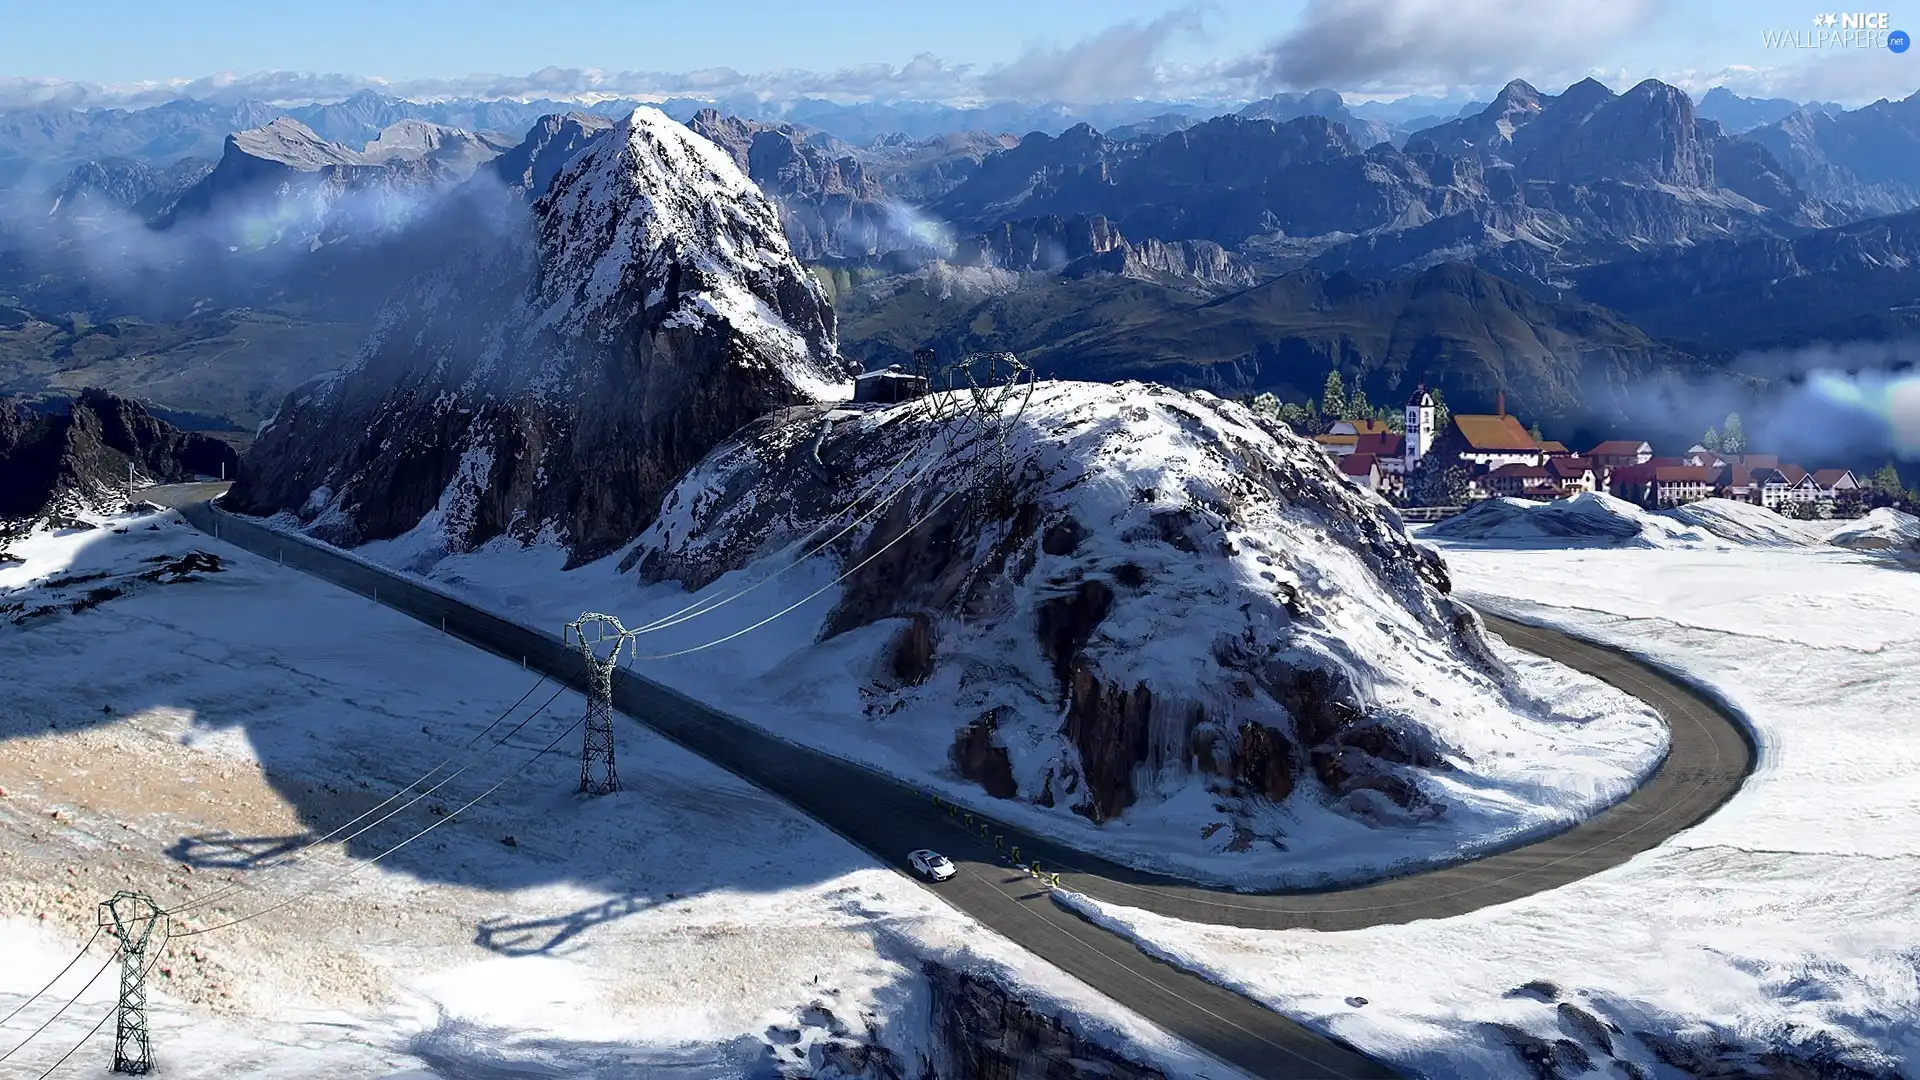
[0, 510, 1246, 1079]
[1058, 540, 1920, 1077]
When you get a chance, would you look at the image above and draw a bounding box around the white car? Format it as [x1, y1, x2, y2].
[908, 848, 956, 882]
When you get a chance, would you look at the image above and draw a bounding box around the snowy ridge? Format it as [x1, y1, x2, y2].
[528, 106, 845, 399]
[1827, 506, 1920, 552]
[1426, 492, 1825, 549]
[603, 380, 1667, 886]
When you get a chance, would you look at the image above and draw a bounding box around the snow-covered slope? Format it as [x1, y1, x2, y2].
[1426, 492, 1822, 549]
[1827, 506, 1920, 552]
[229, 106, 848, 563]
[370, 379, 1661, 887]
[1059, 538, 1920, 1079]
[227, 117, 366, 169]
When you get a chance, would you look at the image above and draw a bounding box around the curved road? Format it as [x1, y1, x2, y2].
[147, 484, 1754, 1079]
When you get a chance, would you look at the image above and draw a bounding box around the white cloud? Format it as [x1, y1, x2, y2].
[1249, 0, 1665, 93]
[979, 5, 1211, 103]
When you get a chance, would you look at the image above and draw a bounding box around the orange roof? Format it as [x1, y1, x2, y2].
[1315, 433, 1359, 446]
[1450, 414, 1537, 452]
[1537, 440, 1570, 455]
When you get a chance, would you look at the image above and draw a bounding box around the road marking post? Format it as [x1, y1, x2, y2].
[994, 834, 1003, 851]
[1011, 845, 1019, 863]
[1050, 872, 1060, 888]
[1030, 862, 1041, 877]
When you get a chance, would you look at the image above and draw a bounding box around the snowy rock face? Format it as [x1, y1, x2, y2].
[1827, 506, 1920, 552]
[227, 106, 847, 564]
[630, 381, 1498, 828]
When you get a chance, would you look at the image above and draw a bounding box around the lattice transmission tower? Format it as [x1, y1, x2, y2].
[563, 613, 644, 795]
[98, 891, 167, 1075]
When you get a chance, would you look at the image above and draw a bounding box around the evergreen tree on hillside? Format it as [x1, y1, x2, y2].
[1702, 426, 1722, 452]
[1346, 386, 1372, 422]
[1427, 387, 1451, 434]
[1322, 370, 1348, 422]
[1871, 462, 1905, 497]
[1529, 422, 1544, 442]
[1720, 413, 1746, 454]
[1250, 391, 1280, 418]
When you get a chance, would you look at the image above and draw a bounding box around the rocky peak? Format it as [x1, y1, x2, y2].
[491, 112, 614, 200]
[227, 106, 846, 563]
[0, 390, 237, 523]
[226, 117, 365, 170]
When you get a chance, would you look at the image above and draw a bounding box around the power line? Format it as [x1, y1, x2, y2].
[626, 392, 962, 637]
[172, 707, 586, 940]
[164, 673, 557, 918]
[28, 941, 168, 1080]
[0, 950, 112, 1066]
[627, 415, 1010, 663]
[0, 927, 103, 1033]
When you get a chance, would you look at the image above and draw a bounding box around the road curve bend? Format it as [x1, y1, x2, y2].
[147, 485, 1754, 1080]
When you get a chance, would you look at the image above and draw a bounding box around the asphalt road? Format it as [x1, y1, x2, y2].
[145, 484, 1754, 1079]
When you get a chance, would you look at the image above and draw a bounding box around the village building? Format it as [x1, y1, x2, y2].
[1650, 465, 1716, 505]
[1328, 418, 1394, 437]
[1338, 452, 1382, 491]
[1536, 440, 1571, 457]
[1479, 462, 1554, 499]
[1546, 455, 1598, 493]
[1425, 392, 1541, 473]
[1812, 468, 1859, 499]
[1402, 387, 1437, 474]
[1313, 433, 1360, 458]
[1588, 440, 1654, 472]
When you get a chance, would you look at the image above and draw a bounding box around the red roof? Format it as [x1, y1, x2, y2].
[1588, 440, 1651, 457]
[1546, 456, 1594, 479]
[1338, 453, 1379, 477]
[1607, 463, 1658, 486]
[1812, 468, 1854, 487]
[1646, 456, 1685, 467]
[1353, 432, 1406, 457]
[1732, 453, 1778, 468]
[1653, 465, 1714, 483]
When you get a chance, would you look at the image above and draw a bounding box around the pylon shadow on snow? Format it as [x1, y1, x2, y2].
[165, 831, 313, 870]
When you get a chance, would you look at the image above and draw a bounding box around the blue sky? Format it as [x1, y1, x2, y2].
[0, 0, 1914, 106]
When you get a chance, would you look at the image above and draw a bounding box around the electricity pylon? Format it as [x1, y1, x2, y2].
[98, 892, 167, 1075]
[563, 613, 643, 796]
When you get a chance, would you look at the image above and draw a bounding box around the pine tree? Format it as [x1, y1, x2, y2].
[1720, 412, 1746, 454]
[1702, 426, 1721, 452]
[1528, 422, 1544, 442]
[1427, 387, 1450, 434]
[1250, 391, 1280, 418]
[1346, 386, 1372, 421]
[1322, 370, 1348, 422]
[1871, 462, 1905, 497]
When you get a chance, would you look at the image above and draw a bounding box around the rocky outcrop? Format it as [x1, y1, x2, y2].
[226, 107, 846, 565]
[627, 381, 1506, 839]
[0, 389, 237, 522]
[46, 156, 214, 219]
[489, 112, 614, 200]
[1746, 92, 1920, 214]
[922, 963, 1166, 1080]
[955, 214, 1124, 272]
[926, 77, 1825, 280]
[687, 109, 917, 260]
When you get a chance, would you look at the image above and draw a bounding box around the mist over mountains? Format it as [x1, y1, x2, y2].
[3, 76, 1920, 466]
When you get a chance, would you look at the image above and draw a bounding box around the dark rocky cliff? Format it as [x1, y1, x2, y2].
[0, 389, 237, 522]
[225, 106, 847, 566]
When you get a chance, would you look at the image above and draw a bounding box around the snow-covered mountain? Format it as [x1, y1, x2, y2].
[607, 381, 1661, 870]
[226, 106, 847, 563]
[1424, 492, 1825, 548]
